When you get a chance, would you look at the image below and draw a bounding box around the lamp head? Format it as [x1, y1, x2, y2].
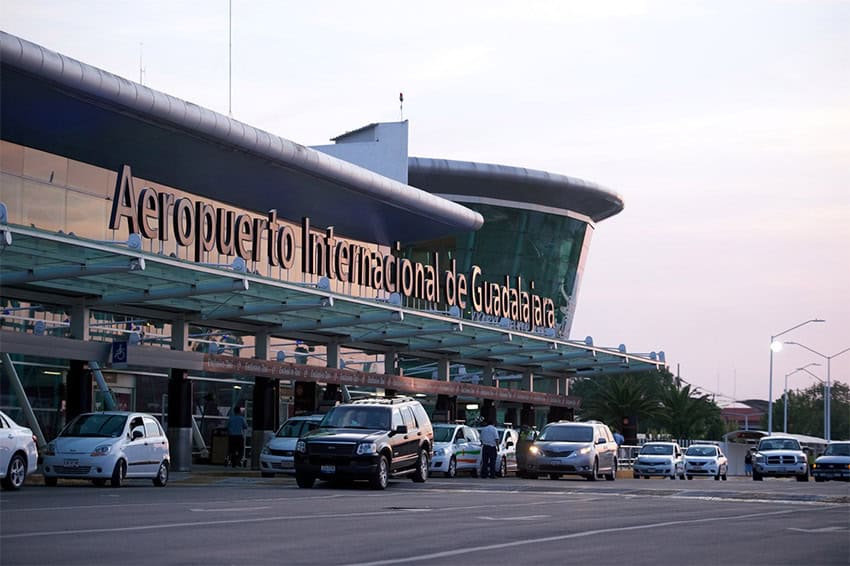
[770, 340, 783, 353]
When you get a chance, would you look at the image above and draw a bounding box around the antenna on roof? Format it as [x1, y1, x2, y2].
[138, 42, 145, 85]
[399, 92, 404, 121]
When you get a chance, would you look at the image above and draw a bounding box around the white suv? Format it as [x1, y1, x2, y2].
[753, 436, 808, 482]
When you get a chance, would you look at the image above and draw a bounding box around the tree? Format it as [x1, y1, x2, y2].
[657, 380, 724, 441]
[774, 381, 850, 439]
[574, 372, 662, 443]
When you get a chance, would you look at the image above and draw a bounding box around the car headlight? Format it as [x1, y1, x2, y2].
[296, 440, 307, 454]
[261, 446, 270, 455]
[44, 442, 56, 456]
[91, 445, 112, 457]
[755, 454, 764, 462]
[356, 442, 377, 455]
[434, 447, 446, 456]
[528, 445, 541, 455]
[577, 446, 591, 456]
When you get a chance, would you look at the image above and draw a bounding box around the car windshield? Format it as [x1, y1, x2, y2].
[686, 446, 717, 457]
[759, 439, 801, 451]
[640, 444, 674, 455]
[276, 419, 319, 438]
[61, 414, 128, 438]
[538, 425, 593, 442]
[824, 444, 850, 457]
[320, 406, 389, 430]
[433, 426, 458, 442]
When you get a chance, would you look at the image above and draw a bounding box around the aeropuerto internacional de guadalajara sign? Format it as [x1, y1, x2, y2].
[108, 165, 557, 329]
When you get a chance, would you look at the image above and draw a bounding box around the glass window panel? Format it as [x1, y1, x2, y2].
[67, 160, 112, 198]
[66, 190, 108, 240]
[0, 141, 24, 176]
[22, 179, 65, 232]
[0, 172, 23, 224]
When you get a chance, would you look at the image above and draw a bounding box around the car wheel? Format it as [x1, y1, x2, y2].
[261, 472, 275, 478]
[44, 476, 58, 487]
[92, 479, 106, 487]
[1, 453, 26, 490]
[110, 460, 126, 488]
[527, 473, 539, 479]
[412, 449, 429, 483]
[445, 457, 457, 478]
[796, 473, 809, 482]
[753, 471, 763, 481]
[498, 457, 507, 478]
[153, 461, 169, 487]
[549, 473, 561, 480]
[633, 472, 639, 479]
[687, 475, 693, 480]
[585, 459, 598, 481]
[714, 470, 720, 481]
[295, 473, 315, 488]
[722, 471, 728, 481]
[370, 455, 389, 490]
[605, 459, 617, 481]
[814, 476, 825, 483]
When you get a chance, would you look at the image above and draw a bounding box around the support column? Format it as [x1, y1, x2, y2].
[66, 304, 92, 421]
[65, 360, 92, 422]
[521, 368, 534, 392]
[504, 407, 518, 427]
[482, 398, 497, 424]
[436, 358, 450, 381]
[520, 403, 536, 428]
[481, 365, 495, 387]
[251, 332, 276, 470]
[384, 352, 400, 397]
[293, 342, 318, 414]
[434, 395, 456, 423]
[167, 317, 192, 471]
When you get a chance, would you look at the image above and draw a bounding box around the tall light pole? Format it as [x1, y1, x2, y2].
[785, 342, 850, 441]
[783, 363, 821, 433]
[768, 319, 825, 435]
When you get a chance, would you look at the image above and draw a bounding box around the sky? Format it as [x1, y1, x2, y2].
[3, 0, 848, 407]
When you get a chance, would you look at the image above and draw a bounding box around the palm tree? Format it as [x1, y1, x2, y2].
[658, 381, 721, 440]
[578, 374, 661, 441]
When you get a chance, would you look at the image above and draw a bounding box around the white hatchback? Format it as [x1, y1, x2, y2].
[43, 411, 170, 487]
[430, 424, 481, 477]
[0, 410, 39, 490]
[260, 414, 323, 477]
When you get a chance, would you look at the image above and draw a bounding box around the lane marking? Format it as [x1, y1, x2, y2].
[190, 506, 271, 513]
[478, 515, 550, 521]
[788, 526, 848, 533]
[340, 509, 799, 566]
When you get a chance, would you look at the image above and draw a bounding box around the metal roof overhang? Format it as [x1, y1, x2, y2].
[0, 31, 482, 245]
[0, 227, 664, 381]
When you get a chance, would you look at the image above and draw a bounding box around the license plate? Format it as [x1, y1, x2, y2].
[281, 461, 294, 469]
[64, 459, 79, 468]
[321, 465, 336, 474]
[647, 468, 657, 473]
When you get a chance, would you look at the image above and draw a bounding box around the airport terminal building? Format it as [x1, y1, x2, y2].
[0, 31, 664, 470]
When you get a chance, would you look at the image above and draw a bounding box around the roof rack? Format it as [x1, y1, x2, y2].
[350, 396, 415, 406]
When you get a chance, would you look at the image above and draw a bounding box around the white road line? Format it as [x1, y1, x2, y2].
[341, 509, 799, 566]
[190, 506, 271, 512]
[478, 515, 550, 521]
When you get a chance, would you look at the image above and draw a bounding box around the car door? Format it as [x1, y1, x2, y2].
[392, 406, 419, 471]
[143, 416, 168, 471]
[123, 415, 149, 477]
[0, 413, 13, 475]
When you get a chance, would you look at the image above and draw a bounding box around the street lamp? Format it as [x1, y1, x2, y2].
[768, 318, 825, 435]
[783, 363, 820, 433]
[784, 341, 850, 441]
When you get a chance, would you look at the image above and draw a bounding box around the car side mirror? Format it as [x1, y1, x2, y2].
[506, 441, 514, 448]
[394, 425, 408, 435]
[596, 438, 606, 445]
[131, 428, 144, 440]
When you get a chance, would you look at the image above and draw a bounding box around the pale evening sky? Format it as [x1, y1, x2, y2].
[2, 0, 848, 406]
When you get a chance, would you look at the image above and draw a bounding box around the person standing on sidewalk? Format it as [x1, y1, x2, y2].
[479, 419, 500, 478]
[227, 405, 247, 468]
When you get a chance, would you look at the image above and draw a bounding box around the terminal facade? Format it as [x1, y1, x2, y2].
[0, 31, 664, 470]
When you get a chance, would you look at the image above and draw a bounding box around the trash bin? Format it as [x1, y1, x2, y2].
[210, 427, 229, 465]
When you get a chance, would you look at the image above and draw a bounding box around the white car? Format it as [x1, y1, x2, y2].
[430, 424, 481, 477]
[684, 444, 728, 480]
[632, 442, 685, 480]
[43, 411, 170, 487]
[0, 410, 39, 490]
[260, 414, 323, 477]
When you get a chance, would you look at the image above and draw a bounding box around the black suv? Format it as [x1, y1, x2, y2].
[293, 397, 433, 490]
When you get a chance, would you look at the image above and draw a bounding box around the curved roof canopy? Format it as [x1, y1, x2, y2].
[0, 31, 482, 244]
[409, 157, 624, 222]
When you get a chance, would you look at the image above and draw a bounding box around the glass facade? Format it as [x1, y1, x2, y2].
[405, 203, 593, 337]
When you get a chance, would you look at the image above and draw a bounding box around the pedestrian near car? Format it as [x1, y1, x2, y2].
[479, 419, 500, 478]
[227, 405, 248, 468]
[744, 447, 754, 477]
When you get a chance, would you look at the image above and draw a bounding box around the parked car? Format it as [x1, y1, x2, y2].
[0, 410, 39, 491]
[683, 444, 728, 480]
[430, 423, 481, 477]
[294, 397, 433, 490]
[43, 411, 170, 487]
[259, 414, 323, 477]
[812, 441, 850, 482]
[752, 436, 808, 482]
[633, 442, 685, 479]
[524, 421, 618, 481]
